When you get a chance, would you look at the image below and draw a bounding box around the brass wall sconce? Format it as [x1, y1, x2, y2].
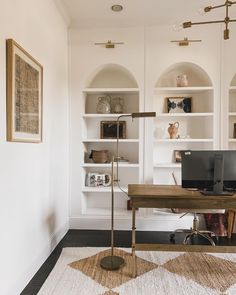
[181, 0, 236, 40]
[171, 37, 202, 46]
[94, 40, 124, 48]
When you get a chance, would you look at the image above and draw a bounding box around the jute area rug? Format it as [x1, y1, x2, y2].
[38, 247, 236, 295]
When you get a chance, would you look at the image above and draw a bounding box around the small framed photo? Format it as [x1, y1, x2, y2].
[173, 150, 183, 163]
[167, 97, 191, 113]
[100, 121, 126, 139]
[86, 173, 111, 187]
[234, 123, 236, 138]
[6, 39, 43, 142]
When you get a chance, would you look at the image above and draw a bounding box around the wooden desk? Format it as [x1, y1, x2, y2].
[128, 184, 236, 278]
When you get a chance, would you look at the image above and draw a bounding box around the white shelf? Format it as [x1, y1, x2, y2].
[84, 208, 131, 217]
[83, 113, 132, 118]
[154, 138, 213, 143]
[155, 113, 213, 117]
[229, 86, 236, 92]
[154, 86, 213, 94]
[82, 163, 139, 168]
[83, 88, 139, 94]
[228, 139, 236, 142]
[229, 112, 236, 116]
[154, 163, 181, 168]
[82, 186, 128, 193]
[82, 139, 139, 143]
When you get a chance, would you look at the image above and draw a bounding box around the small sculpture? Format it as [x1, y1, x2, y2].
[168, 122, 179, 139]
[176, 74, 188, 87]
[96, 95, 111, 114]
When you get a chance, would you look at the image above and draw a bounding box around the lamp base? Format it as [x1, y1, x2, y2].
[100, 255, 125, 270]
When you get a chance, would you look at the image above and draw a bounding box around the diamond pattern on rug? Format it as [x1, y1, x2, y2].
[163, 252, 236, 293]
[113, 267, 219, 295]
[69, 248, 158, 289]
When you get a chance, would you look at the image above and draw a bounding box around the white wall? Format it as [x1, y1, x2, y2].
[0, 1, 69, 294]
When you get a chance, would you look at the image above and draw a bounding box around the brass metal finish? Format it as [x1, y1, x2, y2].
[128, 184, 236, 277]
[94, 40, 124, 48]
[182, 0, 236, 39]
[100, 255, 125, 270]
[100, 113, 156, 272]
[171, 37, 202, 46]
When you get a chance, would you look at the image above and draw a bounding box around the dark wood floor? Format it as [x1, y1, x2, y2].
[21, 230, 236, 295]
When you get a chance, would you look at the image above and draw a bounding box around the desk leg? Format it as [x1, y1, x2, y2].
[132, 206, 136, 278]
[228, 210, 236, 239]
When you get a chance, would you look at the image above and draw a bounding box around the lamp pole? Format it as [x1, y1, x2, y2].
[100, 112, 156, 271]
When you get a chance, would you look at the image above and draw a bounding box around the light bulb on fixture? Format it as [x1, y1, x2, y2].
[111, 4, 123, 12]
[180, 0, 236, 40]
[173, 22, 183, 32]
[198, 4, 213, 15]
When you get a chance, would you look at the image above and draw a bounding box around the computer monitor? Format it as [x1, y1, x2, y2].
[181, 150, 236, 196]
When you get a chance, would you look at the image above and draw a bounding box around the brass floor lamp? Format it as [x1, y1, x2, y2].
[100, 112, 156, 271]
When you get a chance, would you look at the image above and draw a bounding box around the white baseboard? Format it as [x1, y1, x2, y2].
[9, 221, 69, 295]
[69, 215, 194, 231]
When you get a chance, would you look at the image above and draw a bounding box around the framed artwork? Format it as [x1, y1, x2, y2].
[173, 150, 182, 163]
[6, 39, 43, 142]
[167, 97, 191, 113]
[86, 173, 111, 187]
[234, 123, 236, 138]
[100, 121, 126, 139]
[174, 150, 190, 162]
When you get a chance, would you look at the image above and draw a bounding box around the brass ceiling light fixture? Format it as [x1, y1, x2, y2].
[181, 0, 236, 40]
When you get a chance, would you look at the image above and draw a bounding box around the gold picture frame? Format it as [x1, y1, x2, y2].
[100, 121, 126, 139]
[6, 39, 43, 142]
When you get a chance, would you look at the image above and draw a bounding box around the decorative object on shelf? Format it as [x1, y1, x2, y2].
[100, 112, 156, 271]
[94, 40, 124, 48]
[89, 150, 109, 163]
[167, 97, 191, 113]
[86, 173, 111, 187]
[173, 150, 190, 162]
[234, 123, 236, 138]
[155, 126, 166, 139]
[6, 39, 43, 143]
[176, 74, 188, 87]
[179, 0, 236, 40]
[168, 122, 179, 139]
[171, 37, 202, 46]
[100, 121, 126, 139]
[112, 97, 124, 113]
[96, 95, 111, 114]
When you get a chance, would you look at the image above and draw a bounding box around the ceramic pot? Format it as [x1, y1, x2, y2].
[89, 150, 109, 163]
[168, 122, 179, 139]
[176, 74, 188, 87]
[96, 95, 111, 114]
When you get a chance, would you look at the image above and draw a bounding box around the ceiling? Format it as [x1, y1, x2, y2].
[55, 0, 235, 28]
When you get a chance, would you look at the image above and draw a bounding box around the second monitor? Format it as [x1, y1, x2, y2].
[181, 150, 236, 196]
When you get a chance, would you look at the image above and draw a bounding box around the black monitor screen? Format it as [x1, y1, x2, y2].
[181, 150, 236, 190]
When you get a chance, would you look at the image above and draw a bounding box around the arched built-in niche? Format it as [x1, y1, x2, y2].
[152, 62, 215, 187]
[156, 62, 212, 87]
[86, 64, 138, 88]
[81, 63, 141, 217]
[228, 74, 236, 145]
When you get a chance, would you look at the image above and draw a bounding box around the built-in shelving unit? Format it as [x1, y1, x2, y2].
[81, 64, 142, 216]
[153, 62, 216, 187]
[228, 75, 236, 149]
